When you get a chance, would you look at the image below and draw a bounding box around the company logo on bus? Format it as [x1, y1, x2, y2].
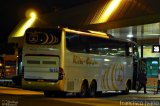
[26, 32, 59, 45]
[29, 34, 38, 43]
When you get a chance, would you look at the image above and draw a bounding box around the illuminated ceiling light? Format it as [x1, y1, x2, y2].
[127, 34, 134, 38]
[30, 12, 36, 19]
[92, 0, 122, 24]
[127, 27, 134, 38]
[15, 16, 36, 37]
[104, 59, 110, 62]
[25, 9, 37, 19]
[11, 10, 37, 37]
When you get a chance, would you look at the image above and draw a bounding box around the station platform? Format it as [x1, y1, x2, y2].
[129, 89, 160, 99]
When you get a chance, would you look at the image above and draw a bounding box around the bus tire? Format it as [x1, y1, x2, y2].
[77, 81, 88, 97]
[89, 81, 97, 97]
[44, 91, 52, 97]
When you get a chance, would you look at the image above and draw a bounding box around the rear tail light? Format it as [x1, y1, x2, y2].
[58, 67, 64, 80]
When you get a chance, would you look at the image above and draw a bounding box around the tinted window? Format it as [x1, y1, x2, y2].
[66, 32, 126, 56]
[66, 33, 88, 53]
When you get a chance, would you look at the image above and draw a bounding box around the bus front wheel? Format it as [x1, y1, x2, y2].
[89, 81, 97, 97]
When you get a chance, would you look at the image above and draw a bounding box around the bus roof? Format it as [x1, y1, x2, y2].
[63, 28, 137, 45]
[63, 28, 109, 39]
[26, 27, 137, 45]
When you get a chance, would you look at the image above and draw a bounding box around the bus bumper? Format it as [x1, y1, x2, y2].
[22, 79, 64, 91]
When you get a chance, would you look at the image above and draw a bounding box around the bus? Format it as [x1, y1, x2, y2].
[22, 27, 140, 97]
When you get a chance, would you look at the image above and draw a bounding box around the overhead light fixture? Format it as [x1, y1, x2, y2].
[11, 9, 37, 37]
[25, 9, 37, 19]
[91, 0, 122, 24]
[127, 34, 134, 38]
[104, 59, 110, 62]
[127, 27, 134, 38]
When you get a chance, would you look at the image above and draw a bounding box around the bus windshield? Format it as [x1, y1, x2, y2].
[25, 28, 61, 45]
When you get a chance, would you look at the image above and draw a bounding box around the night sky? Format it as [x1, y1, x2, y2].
[0, 0, 93, 43]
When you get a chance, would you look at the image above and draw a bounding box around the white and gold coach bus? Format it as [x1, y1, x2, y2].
[22, 27, 140, 97]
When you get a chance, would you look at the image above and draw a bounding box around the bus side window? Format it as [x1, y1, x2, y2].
[90, 48, 99, 54]
[88, 37, 108, 55]
[79, 36, 90, 53]
[66, 38, 70, 49]
[66, 34, 89, 53]
[66, 35, 83, 52]
[107, 40, 125, 56]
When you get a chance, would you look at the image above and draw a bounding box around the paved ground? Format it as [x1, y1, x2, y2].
[0, 86, 160, 106]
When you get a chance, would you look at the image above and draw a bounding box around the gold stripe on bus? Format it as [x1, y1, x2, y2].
[41, 33, 49, 44]
[105, 65, 112, 90]
[111, 64, 117, 90]
[47, 34, 54, 44]
[101, 66, 111, 90]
